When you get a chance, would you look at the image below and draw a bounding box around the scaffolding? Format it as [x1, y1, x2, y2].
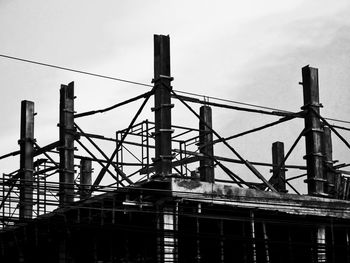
[0, 35, 350, 263]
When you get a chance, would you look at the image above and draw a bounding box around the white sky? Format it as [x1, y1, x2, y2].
[0, 0, 349, 193]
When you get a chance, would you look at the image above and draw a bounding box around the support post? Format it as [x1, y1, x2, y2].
[250, 211, 257, 263]
[262, 222, 270, 263]
[301, 66, 326, 196]
[198, 106, 215, 182]
[153, 35, 173, 177]
[19, 100, 35, 219]
[59, 82, 75, 206]
[156, 204, 178, 263]
[79, 158, 92, 200]
[196, 204, 201, 263]
[322, 126, 335, 196]
[219, 220, 224, 263]
[316, 226, 326, 263]
[271, 141, 287, 192]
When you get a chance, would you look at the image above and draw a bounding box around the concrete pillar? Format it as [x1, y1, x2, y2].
[198, 106, 215, 183]
[316, 226, 326, 263]
[19, 100, 34, 219]
[79, 158, 92, 200]
[156, 205, 178, 263]
[59, 82, 75, 206]
[271, 141, 287, 192]
[301, 66, 326, 196]
[163, 207, 178, 263]
[322, 126, 335, 196]
[250, 211, 257, 263]
[262, 222, 270, 263]
[153, 35, 173, 177]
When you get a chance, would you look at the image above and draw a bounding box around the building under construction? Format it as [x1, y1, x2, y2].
[0, 35, 350, 263]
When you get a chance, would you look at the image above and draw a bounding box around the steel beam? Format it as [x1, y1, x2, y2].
[153, 34, 173, 177]
[301, 66, 326, 196]
[19, 100, 35, 219]
[198, 106, 214, 182]
[59, 82, 75, 206]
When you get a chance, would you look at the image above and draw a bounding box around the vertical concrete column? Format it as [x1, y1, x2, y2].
[199, 106, 215, 183]
[250, 211, 257, 263]
[301, 66, 326, 196]
[79, 158, 92, 200]
[262, 222, 270, 263]
[156, 205, 178, 263]
[322, 126, 335, 196]
[317, 226, 326, 263]
[156, 206, 163, 263]
[59, 82, 75, 206]
[346, 230, 350, 262]
[19, 100, 35, 219]
[163, 206, 178, 263]
[195, 204, 201, 263]
[153, 35, 173, 177]
[219, 220, 224, 263]
[271, 141, 287, 192]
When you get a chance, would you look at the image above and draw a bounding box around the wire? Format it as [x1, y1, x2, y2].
[174, 90, 350, 125]
[0, 54, 153, 88]
[1, 53, 350, 125]
[173, 89, 288, 112]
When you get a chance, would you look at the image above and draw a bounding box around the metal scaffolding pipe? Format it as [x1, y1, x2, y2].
[153, 34, 173, 177]
[59, 82, 75, 206]
[199, 106, 215, 183]
[19, 100, 35, 219]
[301, 66, 326, 196]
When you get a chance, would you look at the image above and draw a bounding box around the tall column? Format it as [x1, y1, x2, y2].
[271, 141, 287, 192]
[301, 66, 326, 196]
[153, 35, 173, 177]
[199, 105, 214, 182]
[59, 82, 75, 206]
[163, 206, 178, 263]
[79, 158, 92, 200]
[156, 205, 178, 263]
[316, 226, 326, 263]
[19, 100, 35, 219]
[322, 126, 335, 196]
[250, 211, 257, 263]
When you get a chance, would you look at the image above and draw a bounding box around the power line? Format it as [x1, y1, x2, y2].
[174, 90, 350, 125]
[174, 90, 288, 112]
[0, 54, 153, 88]
[1, 53, 350, 125]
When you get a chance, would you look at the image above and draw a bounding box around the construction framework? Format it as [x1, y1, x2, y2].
[0, 35, 350, 263]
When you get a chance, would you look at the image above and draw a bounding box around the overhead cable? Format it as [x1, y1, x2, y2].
[1, 53, 350, 125]
[0, 54, 153, 88]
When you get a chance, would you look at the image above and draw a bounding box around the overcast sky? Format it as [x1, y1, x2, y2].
[0, 0, 349, 193]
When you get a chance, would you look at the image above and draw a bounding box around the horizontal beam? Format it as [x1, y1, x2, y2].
[173, 149, 306, 170]
[173, 94, 304, 118]
[34, 141, 61, 157]
[139, 156, 200, 174]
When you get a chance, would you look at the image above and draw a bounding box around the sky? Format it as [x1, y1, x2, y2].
[0, 0, 350, 194]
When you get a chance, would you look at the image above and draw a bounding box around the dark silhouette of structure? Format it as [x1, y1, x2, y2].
[0, 35, 350, 263]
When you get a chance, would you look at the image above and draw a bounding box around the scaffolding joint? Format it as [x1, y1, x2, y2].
[151, 104, 174, 112]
